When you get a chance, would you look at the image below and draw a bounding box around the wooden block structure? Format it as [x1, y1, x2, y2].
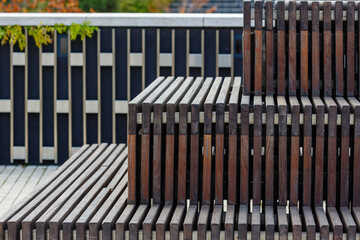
[3, 1, 360, 239]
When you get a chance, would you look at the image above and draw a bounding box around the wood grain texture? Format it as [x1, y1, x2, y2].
[253, 96, 262, 205]
[347, 1, 355, 96]
[300, 1, 308, 96]
[277, 1, 285, 96]
[323, 2, 332, 97]
[311, 2, 320, 96]
[288, 1, 297, 96]
[277, 96, 287, 206]
[335, 1, 344, 96]
[243, 0, 251, 95]
[240, 95, 250, 205]
[349, 98, 360, 206]
[254, 0, 263, 96]
[265, 96, 274, 206]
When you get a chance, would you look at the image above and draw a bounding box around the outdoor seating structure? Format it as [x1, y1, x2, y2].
[2, 0, 360, 239]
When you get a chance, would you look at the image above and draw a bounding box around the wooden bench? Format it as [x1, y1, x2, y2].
[2, 1, 360, 240]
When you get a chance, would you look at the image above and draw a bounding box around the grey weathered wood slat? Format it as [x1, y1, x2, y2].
[142, 204, 161, 240]
[265, 206, 274, 240]
[129, 205, 149, 240]
[303, 206, 315, 240]
[289, 207, 302, 240]
[210, 205, 222, 240]
[197, 205, 210, 240]
[170, 205, 186, 240]
[224, 205, 235, 240]
[156, 204, 173, 240]
[116, 204, 136, 240]
[183, 205, 197, 240]
[277, 206, 288, 240]
[238, 205, 248, 240]
[327, 207, 343, 240]
[314, 207, 329, 239]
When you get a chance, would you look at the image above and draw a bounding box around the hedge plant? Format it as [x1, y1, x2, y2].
[0, 21, 98, 50]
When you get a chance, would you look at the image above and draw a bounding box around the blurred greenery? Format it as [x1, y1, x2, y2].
[79, 0, 120, 12]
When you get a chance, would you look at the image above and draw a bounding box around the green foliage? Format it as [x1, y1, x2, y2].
[79, 0, 120, 12]
[0, 21, 98, 50]
[118, 0, 151, 12]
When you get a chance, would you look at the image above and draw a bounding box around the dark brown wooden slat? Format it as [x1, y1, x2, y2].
[210, 205, 222, 240]
[20, 144, 110, 240]
[166, 77, 194, 205]
[339, 207, 356, 240]
[141, 76, 175, 204]
[323, 1, 332, 97]
[324, 97, 338, 207]
[197, 205, 210, 240]
[254, 0, 262, 96]
[288, 1, 297, 96]
[128, 76, 165, 204]
[300, 97, 312, 206]
[228, 77, 241, 205]
[352, 207, 360, 231]
[1, 144, 92, 240]
[242, 0, 251, 95]
[347, 1, 355, 96]
[303, 206, 316, 240]
[348, 97, 360, 206]
[277, 206, 288, 240]
[311, 1, 320, 96]
[253, 96, 262, 205]
[142, 205, 161, 240]
[265, 206, 274, 240]
[277, 0, 285, 96]
[240, 95, 250, 205]
[289, 97, 300, 206]
[99, 188, 128, 240]
[327, 207, 343, 240]
[336, 97, 350, 206]
[289, 207, 302, 240]
[265, 0, 273, 95]
[153, 77, 185, 204]
[129, 205, 148, 240]
[224, 205, 235, 240]
[115, 204, 136, 240]
[190, 77, 213, 205]
[335, 1, 344, 96]
[300, 1, 308, 96]
[251, 205, 261, 240]
[183, 205, 197, 240]
[203, 77, 222, 204]
[238, 205, 248, 240]
[51, 145, 127, 240]
[170, 205, 186, 240]
[277, 96, 287, 206]
[178, 77, 204, 205]
[156, 205, 173, 240]
[265, 96, 274, 206]
[312, 97, 325, 206]
[314, 207, 329, 239]
[75, 188, 111, 240]
[215, 77, 231, 204]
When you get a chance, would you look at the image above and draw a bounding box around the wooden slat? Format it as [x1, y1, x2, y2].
[142, 204, 161, 240]
[116, 204, 136, 240]
[265, 96, 274, 206]
[128, 76, 165, 204]
[289, 97, 300, 206]
[323, 1, 332, 97]
[254, 0, 263, 96]
[336, 97, 350, 206]
[190, 77, 213, 205]
[324, 97, 338, 207]
[349, 97, 360, 206]
[210, 205, 222, 240]
[227, 77, 241, 205]
[314, 207, 329, 239]
[303, 206, 316, 240]
[288, 1, 297, 96]
[277, 96, 287, 206]
[153, 77, 184, 204]
[240, 95, 250, 205]
[277, 206, 288, 240]
[339, 207, 356, 240]
[277, 0, 285, 96]
[251, 205, 261, 240]
[141, 77, 175, 204]
[203, 77, 222, 204]
[265, 0, 273, 95]
[129, 205, 148, 240]
[183, 205, 197, 240]
[311, 2, 320, 96]
[197, 205, 210, 240]
[215, 77, 231, 204]
[238, 205, 248, 240]
[327, 207, 343, 240]
[347, 1, 355, 96]
[300, 97, 312, 206]
[289, 207, 302, 240]
[224, 205, 235, 240]
[253, 96, 262, 205]
[313, 97, 325, 206]
[166, 77, 194, 205]
[300, 1, 308, 96]
[178, 77, 204, 205]
[335, 1, 344, 96]
[170, 205, 186, 240]
[265, 206, 274, 240]
[156, 205, 173, 240]
[242, 0, 251, 95]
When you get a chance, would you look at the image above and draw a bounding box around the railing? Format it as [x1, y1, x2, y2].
[0, 13, 244, 165]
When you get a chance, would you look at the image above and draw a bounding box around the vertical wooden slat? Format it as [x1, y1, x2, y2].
[242, 0, 251, 95]
[228, 77, 241, 205]
[277, 96, 287, 206]
[215, 77, 231, 204]
[311, 2, 320, 96]
[265, 0, 273, 96]
[253, 96, 262, 205]
[240, 95, 249, 205]
[323, 1, 332, 97]
[335, 1, 344, 96]
[300, 1, 308, 96]
[254, 0, 263, 96]
[288, 1, 297, 96]
[277, 1, 285, 96]
[347, 1, 355, 97]
[349, 98, 360, 206]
